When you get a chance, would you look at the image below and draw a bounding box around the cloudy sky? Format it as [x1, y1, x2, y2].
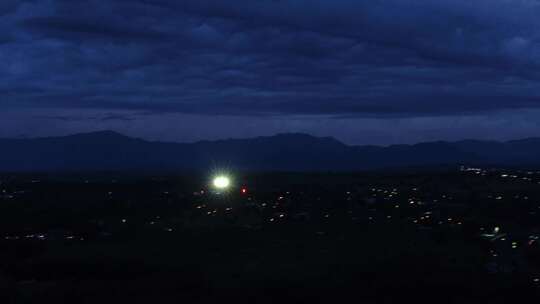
[2, 0, 540, 145]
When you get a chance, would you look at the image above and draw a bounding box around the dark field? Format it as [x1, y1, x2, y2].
[1, 168, 540, 303]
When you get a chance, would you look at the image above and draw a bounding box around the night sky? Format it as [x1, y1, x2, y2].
[2, 0, 540, 145]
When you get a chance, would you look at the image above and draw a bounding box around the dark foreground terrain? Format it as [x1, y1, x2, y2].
[1, 167, 540, 303]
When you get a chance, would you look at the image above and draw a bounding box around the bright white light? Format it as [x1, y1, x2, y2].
[213, 176, 230, 189]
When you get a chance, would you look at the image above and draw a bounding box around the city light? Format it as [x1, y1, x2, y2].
[213, 175, 231, 189]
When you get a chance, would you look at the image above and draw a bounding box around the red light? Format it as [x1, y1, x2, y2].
[241, 188, 247, 194]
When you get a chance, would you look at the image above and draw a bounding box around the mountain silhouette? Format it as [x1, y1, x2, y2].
[0, 131, 539, 171]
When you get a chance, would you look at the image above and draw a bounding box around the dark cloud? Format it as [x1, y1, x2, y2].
[99, 113, 137, 122]
[41, 113, 137, 122]
[21, 17, 167, 42]
[0, 0, 22, 16]
[2, 0, 540, 142]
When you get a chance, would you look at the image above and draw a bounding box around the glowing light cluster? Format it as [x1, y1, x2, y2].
[213, 176, 231, 189]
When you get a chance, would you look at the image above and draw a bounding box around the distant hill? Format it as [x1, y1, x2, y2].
[0, 131, 539, 171]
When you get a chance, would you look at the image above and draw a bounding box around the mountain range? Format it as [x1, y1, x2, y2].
[0, 131, 539, 171]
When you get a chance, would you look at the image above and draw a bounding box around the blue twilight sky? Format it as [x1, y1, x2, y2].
[2, 0, 540, 145]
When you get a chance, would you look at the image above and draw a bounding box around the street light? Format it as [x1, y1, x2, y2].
[213, 175, 231, 190]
